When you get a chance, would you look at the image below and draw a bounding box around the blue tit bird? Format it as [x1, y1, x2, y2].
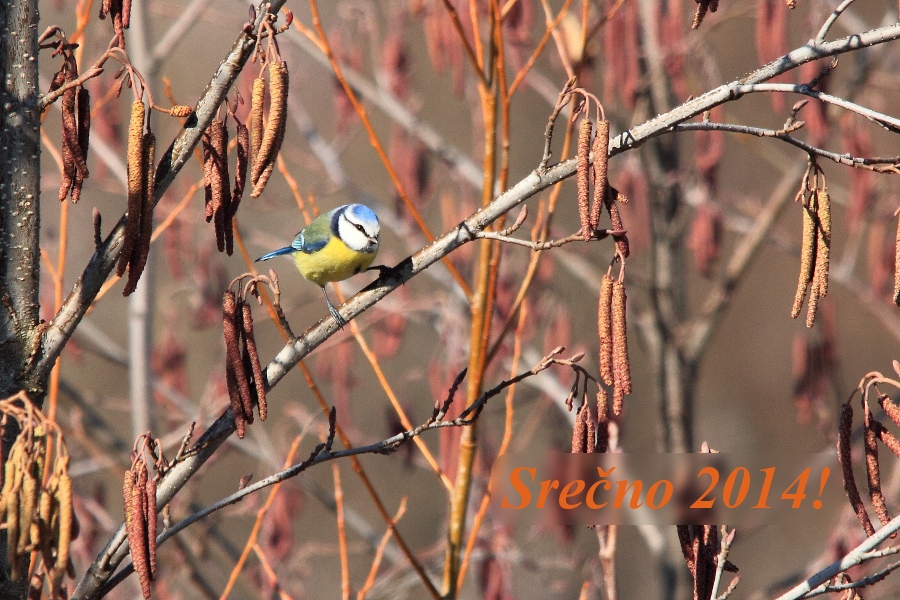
[256, 204, 381, 328]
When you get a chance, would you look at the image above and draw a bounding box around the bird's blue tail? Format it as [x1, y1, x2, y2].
[256, 247, 295, 262]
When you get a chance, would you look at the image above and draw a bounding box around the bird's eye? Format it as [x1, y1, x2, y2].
[355, 224, 366, 233]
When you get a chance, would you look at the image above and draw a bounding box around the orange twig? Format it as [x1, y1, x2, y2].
[509, 0, 573, 95]
[357, 498, 408, 600]
[233, 221, 442, 600]
[332, 461, 351, 600]
[457, 300, 528, 590]
[219, 437, 303, 599]
[306, 0, 472, 297]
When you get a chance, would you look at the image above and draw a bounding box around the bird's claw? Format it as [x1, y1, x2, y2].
[366, 264, 403, 282]
[328, 306, 347, 329]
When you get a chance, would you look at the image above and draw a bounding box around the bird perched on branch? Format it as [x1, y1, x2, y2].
[256, 204, 382, 328]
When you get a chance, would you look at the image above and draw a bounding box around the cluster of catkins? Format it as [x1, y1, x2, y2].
[791, 165, 831, 328]
[117, 99, 157, 295]
[43, 36, 90, 205]
[202, 112, 247, 256]
[837, 377, 900, 541]
[0, 421, 73, 595]
[223, 289, 268, 438]
[249, 59, 289, 198]
[123, 438, 160, 599]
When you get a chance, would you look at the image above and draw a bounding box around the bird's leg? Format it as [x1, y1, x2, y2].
[321, 286, 347, 329]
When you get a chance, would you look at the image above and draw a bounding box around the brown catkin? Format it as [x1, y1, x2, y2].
[611, 280, 631, 416]
[225, 363, 246, 439]
[249, 76, 265, 183]
[577, 118, 593, 241]
[241, 302, 267, 420]
[598, 274, 614, 386]
[879, 394, 900, 428]
[590, 120, 610, 229]
[893, 210, 900, 306]
[585, 402, 597, 453]
[814, 188, 830, 298]
[131, 467, 152, 598]
[596, 388, 609, 453]
[864, 412, 891, 528]
[252, 61, 289, 197]
[124, 132, 155, 296]
[118, 100, 146, 277]
[6, 460, 23, 579]
[875, 420, 900, 459]
[202, 130, 215, 223]
[792, 192, 817, 320]
[571, 404, 588, 453]
[58, 75, 78, 203]
[17, 464, 36, 555]
[251, 161, 276, 199]
[838, 402, 876, 536]
[606, 188, 630, 258]
[231, 119, 249, 218]
[144, 473, 157, 578]
[54, 473, 73, 573]
[209, 119, 231, 253]
[224, 292, 254, 428]
[73, 87, 91, 204]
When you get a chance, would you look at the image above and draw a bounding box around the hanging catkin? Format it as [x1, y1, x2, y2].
[577, 118, 593, 241]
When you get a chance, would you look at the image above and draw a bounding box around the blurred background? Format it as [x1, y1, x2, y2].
[33, 0, 900, 598]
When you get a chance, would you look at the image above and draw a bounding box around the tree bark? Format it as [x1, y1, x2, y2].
[0, 0, 41, 596]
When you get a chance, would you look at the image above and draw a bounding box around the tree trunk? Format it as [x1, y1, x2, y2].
[0, 0, 42, 596]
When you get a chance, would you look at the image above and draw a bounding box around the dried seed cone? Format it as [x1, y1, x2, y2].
[590, 120, 610, 229]
[169, 105, 193, 118]
[838, 402, 876, 536]
[611, 280, 631, 415]
[241, 302, 267, 420]
[249, 76, 265, 183]
[814, 188, 830, 298]
[792, 194, 817, 320]
[598, 274, 614, 386]
[118, 100, 147, 277]
[893, 211, 900, 306]
[577, 118, 593, 242]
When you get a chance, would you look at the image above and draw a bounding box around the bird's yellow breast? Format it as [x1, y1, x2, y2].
[293, 237, 376, 287]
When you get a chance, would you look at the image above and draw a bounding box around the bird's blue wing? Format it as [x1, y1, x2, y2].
[292, 225, 329, 254]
